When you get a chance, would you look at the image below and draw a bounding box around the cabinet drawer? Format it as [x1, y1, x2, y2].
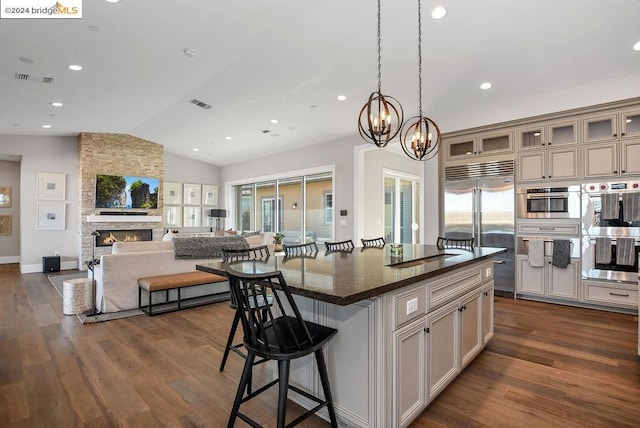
[517, 223, 580, 235]
[394, 287, 426, 329]
[428, 266, 482, 310]
[583, 282, 638, 308]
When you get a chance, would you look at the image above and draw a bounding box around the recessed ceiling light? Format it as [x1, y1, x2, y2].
[182, 48, 196, 58]
[634, 41, 640, 51]
[68, 64, 82, 71]
[88, 25, 99, 32]
[480, 82, 492, 90]
[270, 119, 279, 124]
[19, 57, 34, 64]
[192, 147, 199, 152]
[225, 136, 232, 140]
[42, 124, 51, 128]
[104, 0, 120, 3]
[51, 102, 63, 107]
[337, 95, 347, 101]
[431, 6, 447, 19]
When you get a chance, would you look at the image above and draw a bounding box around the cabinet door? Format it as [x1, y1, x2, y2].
[547, 120, 578, 146]
[517, 255, 545, 295]
[393, 317, 427, 427]
[547, 147, 579, 180]
[426, 300, 458, 402]
[482, 283, 494, 345]
[459, 290, 483, 369]
[547, 259, 578, 299]
[446, 137, 476, 161]
[518, 151, 545, 182]
[583, 142, 618, 178]
[620, 110, 640, 139]
[621, 139, 640, 176]
[478, 131, 513, 156]
[517, 125, 545, 151]
[583, 113, 617, 143]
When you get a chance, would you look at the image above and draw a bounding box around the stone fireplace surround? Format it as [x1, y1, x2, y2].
[78, 133, 164, 269]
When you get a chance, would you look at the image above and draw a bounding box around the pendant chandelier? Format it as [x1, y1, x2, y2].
[358, 0, 403, 148]
[400, 0, 441, 161]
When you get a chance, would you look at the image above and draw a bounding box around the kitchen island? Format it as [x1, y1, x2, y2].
[198, 245, 505, 427]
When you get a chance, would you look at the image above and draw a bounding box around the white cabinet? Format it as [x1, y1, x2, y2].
[393, 317, 428, 427]
[518, 147, 579, 182]
[517, 255, 579, 300]
[445, 130, 513, 161]
[481, 283, 494, 345]
[459, 289, 483, 369]
[582, 280, 638, 310]
[426, 300, 458, 401]
[583, 138, 640, 178]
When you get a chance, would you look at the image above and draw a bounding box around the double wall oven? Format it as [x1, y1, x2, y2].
[582, 180, 640, 284]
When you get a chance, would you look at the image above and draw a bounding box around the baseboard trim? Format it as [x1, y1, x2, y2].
[21, 260, 79, 274]
[0, 256, 21, 264]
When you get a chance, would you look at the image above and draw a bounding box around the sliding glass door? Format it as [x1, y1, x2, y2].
[384, 172, 421, 244]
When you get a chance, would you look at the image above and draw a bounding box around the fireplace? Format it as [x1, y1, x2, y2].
[96, 229, 153, 247]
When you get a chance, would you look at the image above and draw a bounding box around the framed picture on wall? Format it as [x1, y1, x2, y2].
[183, 206, 201, 227]
[0, 186, 11, 208]
[36, 202, 66, 230]
[163, 182, 182, 205]
[202, 207, 215, 227]
[202, 184, 218, 206]
[0, 215, 10, 236]
[36, 172, 66, 200]
[163, 206, 182, 227]
[183, 183, 201, 205]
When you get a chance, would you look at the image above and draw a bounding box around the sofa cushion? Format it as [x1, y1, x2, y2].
[244, 234, 264, 247]
[174, 235, 249, 259]
[112, 240, 175, 254]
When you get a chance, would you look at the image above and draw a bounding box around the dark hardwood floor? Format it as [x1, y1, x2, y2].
[0, 264, 638, 427]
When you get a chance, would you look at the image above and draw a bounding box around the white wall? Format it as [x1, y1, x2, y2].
[0, 135, 79, 272]
[0, 160, 21, 261]
[164, 152, 221, 184]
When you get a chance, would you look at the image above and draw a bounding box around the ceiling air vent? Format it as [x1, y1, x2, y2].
[14, 72, 54, 84]
[189, 98, 212, 110]
[262, 129, 270, 134]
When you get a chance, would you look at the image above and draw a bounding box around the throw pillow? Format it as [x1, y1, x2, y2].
[225, 228, 238, 235]
[242, 230, 262, 237]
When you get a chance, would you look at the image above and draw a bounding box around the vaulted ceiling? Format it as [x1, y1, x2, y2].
[1, 0, 639, 165]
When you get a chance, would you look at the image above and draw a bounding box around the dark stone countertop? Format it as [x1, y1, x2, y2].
[196, 245, 506, 306]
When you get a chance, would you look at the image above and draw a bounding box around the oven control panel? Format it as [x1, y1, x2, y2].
[583, 181, 640, 193]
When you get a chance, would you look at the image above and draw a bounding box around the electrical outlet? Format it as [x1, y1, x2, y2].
[406, 298, 418, 315]
[485, 267, 492, 277]
[54, 250, 60, 256]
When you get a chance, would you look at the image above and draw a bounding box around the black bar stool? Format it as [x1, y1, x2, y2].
[224, 262, 338, 428]
[361, 237, 386, 247]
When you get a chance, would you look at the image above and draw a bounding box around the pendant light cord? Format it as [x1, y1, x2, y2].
[417, 0, 423, 116]
[377, 0, 382, 94]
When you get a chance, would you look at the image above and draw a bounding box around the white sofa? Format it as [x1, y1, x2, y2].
[94, 233, 273, 313]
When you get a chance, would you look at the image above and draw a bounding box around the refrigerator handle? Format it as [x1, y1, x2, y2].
[476, 188, 482, 246]
[471, 188, 477, 243]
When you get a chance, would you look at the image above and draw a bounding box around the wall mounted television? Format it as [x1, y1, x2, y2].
[95, 174, 159, 209]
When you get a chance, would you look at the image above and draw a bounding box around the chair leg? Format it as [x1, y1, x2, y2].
[227, 351, 255, 428]
[220, 311, 240, 372]
[277, 359, 290, 428]
[315, 349, 338, 427]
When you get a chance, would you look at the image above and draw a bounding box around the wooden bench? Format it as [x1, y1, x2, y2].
[138, 271, 228, 316]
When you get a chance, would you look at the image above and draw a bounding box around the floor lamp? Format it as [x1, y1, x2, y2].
[209, 209, 227, 233]
[84, 230, 101, 316]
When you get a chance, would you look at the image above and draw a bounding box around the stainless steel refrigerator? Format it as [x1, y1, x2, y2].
[443, 173, 515, 294]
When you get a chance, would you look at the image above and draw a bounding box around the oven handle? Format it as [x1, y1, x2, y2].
[526, 193, 570, 199]
[589, 237, 640, 244]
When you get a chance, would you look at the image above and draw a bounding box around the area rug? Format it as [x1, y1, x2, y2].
[48, 272, 144, 324]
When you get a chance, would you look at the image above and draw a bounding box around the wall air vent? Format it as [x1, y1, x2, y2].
[189, 98, 212, 110]
[14, 72, 54, 84]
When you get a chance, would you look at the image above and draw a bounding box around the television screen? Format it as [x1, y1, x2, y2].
[95, 174, 159, 209]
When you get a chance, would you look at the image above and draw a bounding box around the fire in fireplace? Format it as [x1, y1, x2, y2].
[95, 229, 153, 247]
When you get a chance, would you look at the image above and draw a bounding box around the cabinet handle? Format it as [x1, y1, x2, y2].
[548, 175, 552, 178]
[542, 176, 545, 179]
[621, 132, 626, 136]
[483, 291, 489, 296]
[424, 327, 430, 333]
[478, 151, 482, 154]
[609, 292, 629, 297]
[548, 142, 551, 146]
[621, 170, 626, 173]
[613, 133, 617, 137]
[493, 260, 505, 264]
[614, 171, 618, 174]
